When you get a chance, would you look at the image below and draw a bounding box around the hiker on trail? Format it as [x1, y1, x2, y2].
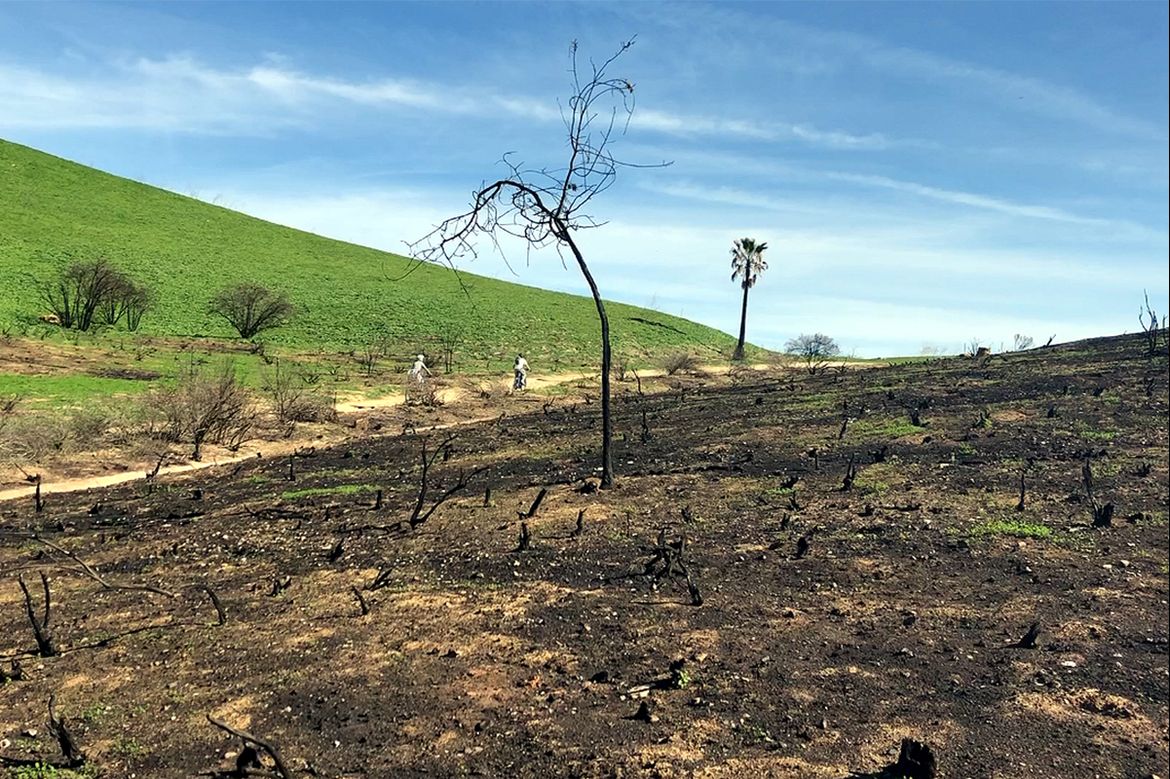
[513, 353, 530, 391]
[409, 354, 431, 384]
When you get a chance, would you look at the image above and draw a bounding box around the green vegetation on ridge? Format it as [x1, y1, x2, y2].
[0, 139, 754, 367]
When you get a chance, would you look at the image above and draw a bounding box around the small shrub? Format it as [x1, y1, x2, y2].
[146, 364, 257, 459]
[0, 394, 18, 435]
[409, 381, 444, 407]
[0, 413, 73, 462]
[67, 406, 112, 442]
[614, 354, 632, 382]
[262, 360, 336, 425]
[663, 351, 700, 375]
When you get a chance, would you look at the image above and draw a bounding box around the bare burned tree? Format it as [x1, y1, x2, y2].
[786, 333, 840, 375]
[1139, 290, 1168, 356]
[409, 38, 666, 488]
[405, 434, 486, 530]
[38, 255, 127, 332]
[437, 322, 465, 374]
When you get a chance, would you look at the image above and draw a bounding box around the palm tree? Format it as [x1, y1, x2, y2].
[730, 237, 768, 361]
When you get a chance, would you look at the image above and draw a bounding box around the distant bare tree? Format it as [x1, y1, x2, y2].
[262, 359, 334, 426]
[786, 333, 840, 375]
[98, 273, 154, 331]
[1139, 290, 1167, 356]
[210, 282, 294, 339]
[355, 331, 391, 376]
[39, 256, 129, 331]
[408, 38, 667, 488]
[1012, 334, 1034, 351]
[730, 238, 768, 361]
[438, 323, 465, 373]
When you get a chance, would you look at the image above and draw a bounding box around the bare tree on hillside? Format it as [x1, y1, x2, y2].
[210, 282, 294, 340]
[786, 333, 840, 375]
[100, 274, 154, 331]
[39, 256, 131, 331]
[408, 38, 667, 488]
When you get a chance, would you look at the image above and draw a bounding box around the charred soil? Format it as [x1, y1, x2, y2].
[1, 333, 1167, 778]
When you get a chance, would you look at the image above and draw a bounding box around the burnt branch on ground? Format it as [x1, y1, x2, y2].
[0, 695, 87, 770]
[207, 714, 293, 779]
[518, 487, 548, 519]
[49, 693, 86, 768]
[850, 738, 937, 779]
[1082, 458, 1115, 528]
[634, 527, 702, 606]
[17, 572, 56, 657]
[33, 535, 177, 598]
[202, 584, 227, 625]
[351, 585, 370, 616]
[842, 453, 858, 492]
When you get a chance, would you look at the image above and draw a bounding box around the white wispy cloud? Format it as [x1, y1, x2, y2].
[632, 109, 889, 149]
[644, 169, 1168, 244]
[0, 54, 891, 150]
[869, 44, 1166, 140]
[631, 3, 1165, 140]
[822, 171, 1151, 230]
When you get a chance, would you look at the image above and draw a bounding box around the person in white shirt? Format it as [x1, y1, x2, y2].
[409, 354, 431, 384]
[512, 353, 530, 390]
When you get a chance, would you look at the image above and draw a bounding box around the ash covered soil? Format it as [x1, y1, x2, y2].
[2, 333, 1167, 778]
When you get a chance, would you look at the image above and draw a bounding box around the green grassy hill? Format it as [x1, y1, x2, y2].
[0, 138, 752, 369]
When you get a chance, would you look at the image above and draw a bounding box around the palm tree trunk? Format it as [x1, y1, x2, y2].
[733, 281, 750, 361]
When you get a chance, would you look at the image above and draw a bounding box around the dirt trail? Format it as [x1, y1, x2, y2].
[0, 364, 784, 504]
[0, 410, 505, 503]
[0, 367, 619, 504]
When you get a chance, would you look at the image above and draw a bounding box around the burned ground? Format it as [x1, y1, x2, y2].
[1, 334, 1167, 778]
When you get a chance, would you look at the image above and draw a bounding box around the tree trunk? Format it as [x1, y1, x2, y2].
[563, 230, 614, 487]
[733, 281, 750, 361]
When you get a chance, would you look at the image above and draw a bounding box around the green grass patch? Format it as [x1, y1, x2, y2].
[0, 373, 153, 405]
[850, 417, 922, 440]
[280, 483, 379, 500]
[970, 518, 1054, 539]
[855, 478, 891, 496]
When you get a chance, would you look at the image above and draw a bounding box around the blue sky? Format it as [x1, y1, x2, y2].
[1, 1, 1166, 357]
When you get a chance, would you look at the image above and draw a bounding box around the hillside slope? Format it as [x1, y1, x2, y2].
[0, 139, 749, 366]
